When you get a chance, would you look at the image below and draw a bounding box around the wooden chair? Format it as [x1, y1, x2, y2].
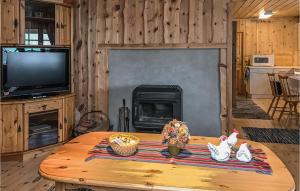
[73, 111, 112, 137]
[278, 75, 300, 121]
[267, 73, 283, 119]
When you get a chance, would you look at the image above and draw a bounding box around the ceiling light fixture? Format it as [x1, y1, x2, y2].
[259, 10, 273, 19]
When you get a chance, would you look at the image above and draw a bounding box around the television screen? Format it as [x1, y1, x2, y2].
[1, 47, 70, 98]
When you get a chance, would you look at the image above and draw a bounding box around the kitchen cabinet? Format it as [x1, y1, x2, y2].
[25, 1, 71, 46]
[55, 5, 71, 45]
[0, 94, 75, 154]
[249, 71, 272, 97]
[0, 0, 20, 44]
[0, 0, 72, 46]
[23, 98, 64, 151]
[24, 0, 55, 45]
[246, 66, 299, 98]
[0, 104, 23, 153]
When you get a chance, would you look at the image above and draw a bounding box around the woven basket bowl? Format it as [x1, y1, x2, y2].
[108, 134, 140, 156]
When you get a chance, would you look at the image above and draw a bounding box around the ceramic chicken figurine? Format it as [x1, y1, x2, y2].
[207, 136, 231, 162]
[236, 142, 252, 162]
[227, 129, 239, 148]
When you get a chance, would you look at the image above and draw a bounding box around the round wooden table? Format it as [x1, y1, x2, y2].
[39, 132, 295, 191]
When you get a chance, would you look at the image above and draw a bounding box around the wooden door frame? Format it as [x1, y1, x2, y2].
[232, 29, 244, 107]
[236, 32, 244, 95]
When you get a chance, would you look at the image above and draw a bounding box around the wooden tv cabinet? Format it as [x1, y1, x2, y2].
[0, 94, 75, 159]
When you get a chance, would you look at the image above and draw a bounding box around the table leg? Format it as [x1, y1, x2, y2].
[55, 182, 66, 191]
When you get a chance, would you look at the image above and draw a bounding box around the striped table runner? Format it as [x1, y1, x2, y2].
[86, 140, 272, 175]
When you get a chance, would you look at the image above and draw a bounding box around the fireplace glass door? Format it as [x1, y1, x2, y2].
[132, 85, 182, 132]
[138, 102, 173, 123]
[29, 110, 59, 150]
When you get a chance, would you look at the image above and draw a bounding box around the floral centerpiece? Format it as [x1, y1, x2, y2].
[162, 119, 190, 156]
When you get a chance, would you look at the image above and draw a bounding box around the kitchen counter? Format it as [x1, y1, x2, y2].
[247, 66, 300, 69]
[39, 132, 295, 191]
[246, 66, 299, 98]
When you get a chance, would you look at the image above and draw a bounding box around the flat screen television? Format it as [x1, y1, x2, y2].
[1, 46, 70, 99]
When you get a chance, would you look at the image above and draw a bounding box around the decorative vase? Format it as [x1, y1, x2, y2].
[168, 145, 181, 156]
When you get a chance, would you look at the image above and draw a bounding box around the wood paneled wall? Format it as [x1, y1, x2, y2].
[73, 0, 232, 134]
[236, 17, 299, 66]
[75, 0, 229, 46]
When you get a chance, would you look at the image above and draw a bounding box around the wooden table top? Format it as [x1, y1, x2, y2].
[39, 132, 295, 191]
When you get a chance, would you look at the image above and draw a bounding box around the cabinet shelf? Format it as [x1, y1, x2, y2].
[25, 16, 55, 22]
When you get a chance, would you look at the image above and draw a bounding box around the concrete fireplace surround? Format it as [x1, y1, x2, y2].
[108, 49, 221, 137]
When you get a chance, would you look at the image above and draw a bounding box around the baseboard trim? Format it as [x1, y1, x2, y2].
[1, 152, 23, 162]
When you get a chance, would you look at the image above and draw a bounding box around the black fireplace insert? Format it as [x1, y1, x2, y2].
[132, 85, 182, 132]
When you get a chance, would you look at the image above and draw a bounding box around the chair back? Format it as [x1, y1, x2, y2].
[268, 73, 281, 96]
[278, 75, 292, 100]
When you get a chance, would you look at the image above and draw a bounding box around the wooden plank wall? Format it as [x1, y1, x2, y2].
[74, 0, 229, 48]
[236, 17, 299, 67]
[73, 0, 231, 134]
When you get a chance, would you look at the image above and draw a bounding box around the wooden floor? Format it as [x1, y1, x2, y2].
[233, 98, 299, 191]
[0, 98, 299, 191]
[1, 148, 55, 191]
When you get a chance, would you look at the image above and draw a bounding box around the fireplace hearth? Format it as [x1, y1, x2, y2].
[132, 85, 182, 132]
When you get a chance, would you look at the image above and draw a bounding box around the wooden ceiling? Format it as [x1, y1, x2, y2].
[233, 0, 300, 19]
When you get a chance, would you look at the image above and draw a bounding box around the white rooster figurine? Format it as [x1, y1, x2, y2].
[207, 136, 231, 162]
[236, 142, 252, 162]
[227, 128, 239, 148]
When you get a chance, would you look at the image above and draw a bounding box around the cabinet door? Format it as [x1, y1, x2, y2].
[58, 107, 64, 142]
[250, 72, 272, 95]
[0, 104, 23, 153]
[63, 96, 74, 141]
[24, 99, 63, 150]
[1, 0, 20, 44]
[55, 5, 71, 45]
[55, 4, 60, 45]
[60, 6, 71, 45]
